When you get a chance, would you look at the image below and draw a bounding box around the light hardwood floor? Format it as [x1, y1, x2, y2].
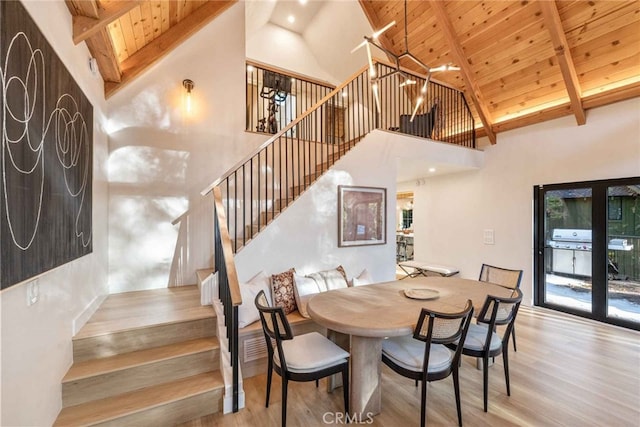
[180, 306, 640, 427]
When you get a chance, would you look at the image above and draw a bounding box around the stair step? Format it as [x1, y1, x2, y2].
[73, 315, 216, 363]
[62, 338, 220, 407]
[54, 372, 224, 427]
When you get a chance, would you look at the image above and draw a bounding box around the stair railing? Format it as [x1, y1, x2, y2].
[212, 186, 242, 412]
[196, 59, 475, 414]
[202, 59, 475, 254]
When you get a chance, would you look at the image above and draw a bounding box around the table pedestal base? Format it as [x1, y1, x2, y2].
[350, 336, 383, 416]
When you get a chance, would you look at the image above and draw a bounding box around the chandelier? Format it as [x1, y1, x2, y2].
[353, 0, 460, 121]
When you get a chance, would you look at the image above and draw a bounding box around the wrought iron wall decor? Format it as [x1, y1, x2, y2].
[1, 1, 93, 289]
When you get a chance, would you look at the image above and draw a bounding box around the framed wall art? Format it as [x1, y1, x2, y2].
[338, 185, 386, 247]
[1, 1, 93, 289]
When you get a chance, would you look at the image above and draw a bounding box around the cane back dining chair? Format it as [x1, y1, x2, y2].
[478, 264, 523, 351]
[456, 288, 523, 412]
[382, 300, 474, 427]
[254, 290, 350, 426]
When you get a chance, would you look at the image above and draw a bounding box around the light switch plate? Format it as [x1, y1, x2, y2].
[483, 229, 495, 245]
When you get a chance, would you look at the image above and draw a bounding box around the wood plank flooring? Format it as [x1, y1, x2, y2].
[179, 306, 640, 427]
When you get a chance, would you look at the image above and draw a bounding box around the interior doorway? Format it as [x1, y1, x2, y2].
[396, 191, 414, 262]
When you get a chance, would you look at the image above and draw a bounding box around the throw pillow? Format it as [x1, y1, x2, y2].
[293, 273, 324, 318]
[271, 268, 297, 314]
[237, 271, 271, 328]
[352, 268, 374, 286]
[307, 266, 349, 291]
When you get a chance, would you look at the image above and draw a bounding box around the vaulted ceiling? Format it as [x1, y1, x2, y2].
[65, 0, 640, 143]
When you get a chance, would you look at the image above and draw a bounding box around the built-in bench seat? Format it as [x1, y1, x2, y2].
[238, 311, 325, 378]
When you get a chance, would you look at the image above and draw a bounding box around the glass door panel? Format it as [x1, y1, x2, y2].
[543, 188, 593, 313]
[606, 186, 640, 323]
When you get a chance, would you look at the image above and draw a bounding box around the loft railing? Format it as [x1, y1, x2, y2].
[212, 187, 242, 413]
[203, 60, 475, 253]
[245, 60, 334, 135]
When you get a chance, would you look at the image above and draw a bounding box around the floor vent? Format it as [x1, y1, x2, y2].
[243, 336, 268, 363]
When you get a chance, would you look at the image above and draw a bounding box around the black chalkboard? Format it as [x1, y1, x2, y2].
[1, 1, 93, 289]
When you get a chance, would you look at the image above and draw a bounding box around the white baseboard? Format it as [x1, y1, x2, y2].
[72, 293, 108, 335]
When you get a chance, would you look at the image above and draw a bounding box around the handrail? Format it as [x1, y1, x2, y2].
[201, 63, 370, 196]
[212, 186, 242, 412]
[213, 187, 242, 307]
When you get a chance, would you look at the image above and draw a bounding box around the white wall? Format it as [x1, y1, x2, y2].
[302, 0, 374, 83]
[412, 98, 640, 305]
[107, 3, 268, 292]
[233, 130, 484, 284]
[246, 22, 336, 84]
[0, 1, 109, 425]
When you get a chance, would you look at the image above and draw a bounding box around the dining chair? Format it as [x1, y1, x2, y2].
[254, 290, 350, 426]
[382, 301, 474, 427]
[478, 264, 523, 351]
[456, 288, 523, 412]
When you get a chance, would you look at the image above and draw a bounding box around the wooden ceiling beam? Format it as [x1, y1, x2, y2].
[73, 1, 142, 45]
[105, 0, 236, 98]
[540, 0, 586, 126]
[85, 29, 122, 83]
[489, 80, 640, 133]
[65, 0, 122, 84]
[427, 0, 497, 145]
[65, 0, 99, 19]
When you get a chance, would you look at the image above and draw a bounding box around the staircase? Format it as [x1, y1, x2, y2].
[238, 145, 355, 249]
[54, 286, 223, 426]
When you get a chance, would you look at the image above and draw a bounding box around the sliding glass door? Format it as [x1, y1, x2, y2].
[534, 177, 640, 330]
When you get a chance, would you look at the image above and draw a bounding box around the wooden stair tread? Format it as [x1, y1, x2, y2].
[63, 338, 219, 382]
[54, 372, 224, 426]
[74, 307, 215, 339]
[75, 286, 214, 339]
[196, 269, 214, 284]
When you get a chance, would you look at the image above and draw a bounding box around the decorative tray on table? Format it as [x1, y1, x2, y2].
[403, 288, 440, 300]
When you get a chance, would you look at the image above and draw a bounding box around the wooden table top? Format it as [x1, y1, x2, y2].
[307, 277, 514, 337]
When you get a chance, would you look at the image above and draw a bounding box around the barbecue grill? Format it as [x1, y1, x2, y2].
[548, 229, 634, 278]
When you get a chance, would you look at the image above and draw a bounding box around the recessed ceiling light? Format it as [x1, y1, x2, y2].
[288, 15, 295, 24]
[428, 167, 436, 173]
[299, 0, 307, 4]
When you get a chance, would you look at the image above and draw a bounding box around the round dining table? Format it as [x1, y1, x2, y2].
[307, 276, 516, 417]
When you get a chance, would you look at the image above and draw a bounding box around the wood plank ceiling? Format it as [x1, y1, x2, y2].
[65, 0, 236, 98]
[65, 0, 639, 143]
[359, 0, 640, 143]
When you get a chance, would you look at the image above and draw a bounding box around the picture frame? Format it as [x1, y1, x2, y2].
[338, 185, 387, 247]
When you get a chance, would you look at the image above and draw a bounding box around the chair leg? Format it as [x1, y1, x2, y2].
[266, 359, 273, 408]
[415, 379, 419, 387]
[503, 348, 511, 396]
[316, 379, 319, 388]
[482, 356, 489, 412]
[512, 325, 517, 352]
[420, 377, 428, 427]
[453, 368, 462, 427]
[281, 377, 288, 427]
[342, 366, 350, 417]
